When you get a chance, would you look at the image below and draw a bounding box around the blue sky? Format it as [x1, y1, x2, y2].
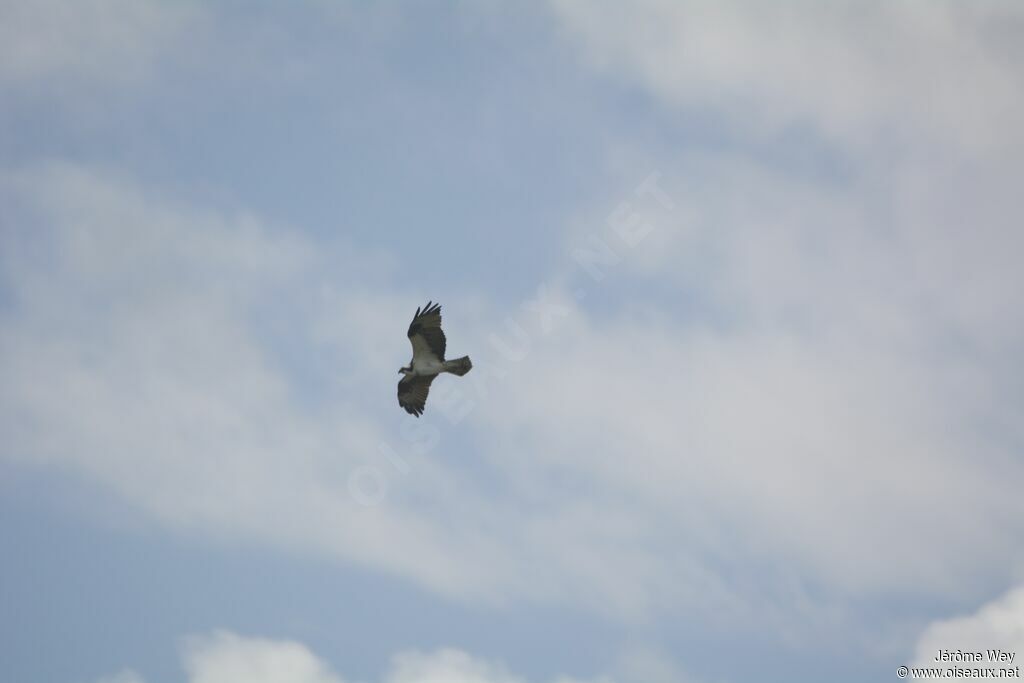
[2, 2, 1024, 683]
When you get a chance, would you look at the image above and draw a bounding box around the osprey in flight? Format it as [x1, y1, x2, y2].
[398, 301, 472, 417]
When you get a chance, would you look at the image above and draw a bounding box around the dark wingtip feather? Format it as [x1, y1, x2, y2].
[413, 301, 444, 322]
[413, 301, 442, 320]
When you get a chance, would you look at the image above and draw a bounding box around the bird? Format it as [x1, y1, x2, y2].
[397, 301, 472, 417]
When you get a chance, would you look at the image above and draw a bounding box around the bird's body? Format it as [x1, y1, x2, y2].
[397, 302, 472, 416]
[407, 356, 445, 376]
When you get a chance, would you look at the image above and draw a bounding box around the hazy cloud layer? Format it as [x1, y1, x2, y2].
[4, 143, 1024, 640]
[3, 3, 1024, 682]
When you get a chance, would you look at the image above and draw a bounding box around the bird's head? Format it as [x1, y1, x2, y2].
[398, 366, 412, 376]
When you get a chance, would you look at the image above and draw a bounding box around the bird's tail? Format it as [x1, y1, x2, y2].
[444, 356, 472, 376]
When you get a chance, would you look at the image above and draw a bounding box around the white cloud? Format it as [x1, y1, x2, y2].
[911, 586, 1024, 666]
[550, 0, 1024, 153]
[95, 632, 615, 683]
[182, 632, 347, 683]
[386, 648, 526, 683]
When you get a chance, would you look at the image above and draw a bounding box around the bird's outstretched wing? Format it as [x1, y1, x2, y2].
[397, 374, 435, 417]
[407, 301, 446, 362]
